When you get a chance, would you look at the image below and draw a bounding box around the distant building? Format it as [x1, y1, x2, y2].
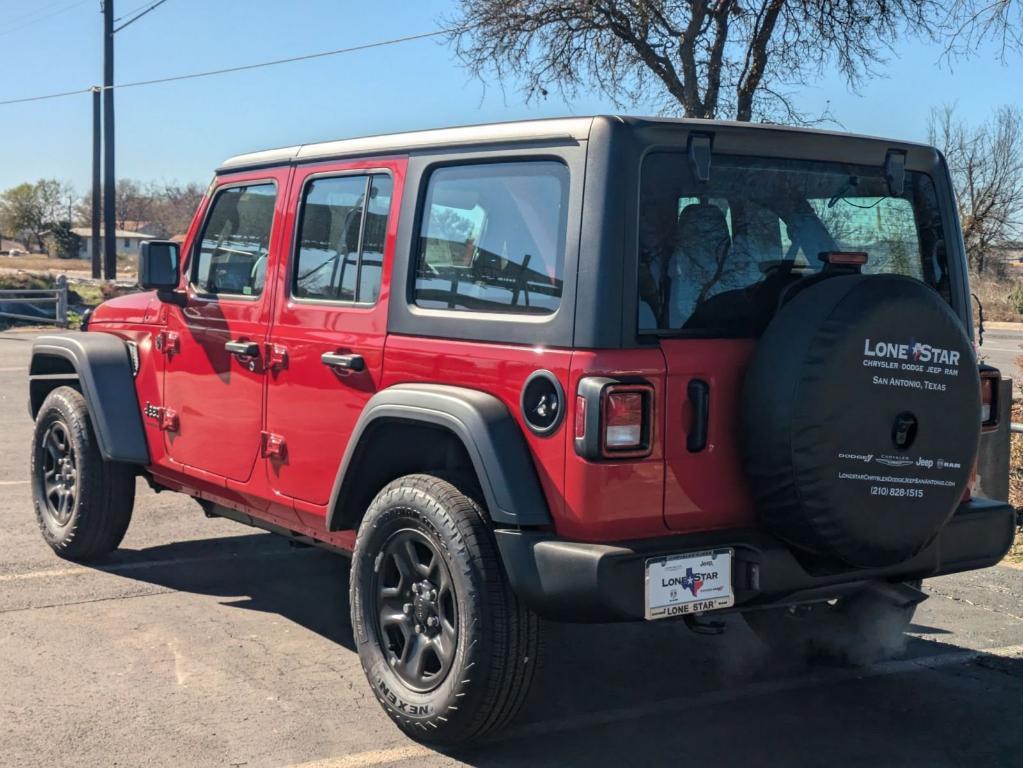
[1, 238, 29, 255]
[70, 228, 157, 259]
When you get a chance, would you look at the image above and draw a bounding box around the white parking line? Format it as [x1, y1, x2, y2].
[288, 746, 436, 768]
[285, 642, 1023, 767]
[0, 366, 26, 372]
[0, 480, 29, 486]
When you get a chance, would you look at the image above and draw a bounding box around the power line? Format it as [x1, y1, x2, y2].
[0, 0, 89, 39]
[113, 0, 160, 22]
[0, 27, 458, 107]
[113, 0, 168, 32]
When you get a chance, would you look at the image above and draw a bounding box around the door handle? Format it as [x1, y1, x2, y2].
[225, 340, 260, 357]
[321, 352, 365, 372]
[687, 379, 709, 452]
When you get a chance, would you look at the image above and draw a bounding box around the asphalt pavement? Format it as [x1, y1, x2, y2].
[2, 329, 1023, 767]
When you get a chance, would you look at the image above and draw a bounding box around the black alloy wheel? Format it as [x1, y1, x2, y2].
[38, 420, 78, 527]
[374, 528, 458, 692]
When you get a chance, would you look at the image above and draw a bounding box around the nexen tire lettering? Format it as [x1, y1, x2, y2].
[375, 677, 431, 716]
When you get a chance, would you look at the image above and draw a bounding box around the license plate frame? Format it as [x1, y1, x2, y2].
[644, 548, 734, 620]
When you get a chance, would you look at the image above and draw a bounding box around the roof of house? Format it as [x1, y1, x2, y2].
[70, 228, 156, 239]
[218, 114, 935, 172]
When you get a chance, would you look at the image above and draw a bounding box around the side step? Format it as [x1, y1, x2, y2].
[200, 501, 347, 555]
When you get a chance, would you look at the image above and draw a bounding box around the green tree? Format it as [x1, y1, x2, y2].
[0, 179, 74, 253]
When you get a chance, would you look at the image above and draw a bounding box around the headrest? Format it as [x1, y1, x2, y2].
[676, 203, 730, 251]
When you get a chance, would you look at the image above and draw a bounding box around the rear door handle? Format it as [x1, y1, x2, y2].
[687, 379, 709, 452]
[225, 340, 260, 357]
[321, 352, 365, 372]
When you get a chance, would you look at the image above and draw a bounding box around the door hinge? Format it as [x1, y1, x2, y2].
[265, 342, 288, 371]
[143, 402, 179, 432]
[154, 330, 180, 356]
[261, 431, 286, 459]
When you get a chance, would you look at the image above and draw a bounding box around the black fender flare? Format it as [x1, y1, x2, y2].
[326, 384, 551, 529]
[30, 332, 149, 465]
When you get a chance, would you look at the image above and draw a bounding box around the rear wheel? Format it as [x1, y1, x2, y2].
[350, 474, 540, 745]
[744, 581, 922, 665]
[30, 386, 135, 560]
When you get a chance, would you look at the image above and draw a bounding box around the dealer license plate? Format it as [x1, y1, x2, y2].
[645, 548, 734, 620]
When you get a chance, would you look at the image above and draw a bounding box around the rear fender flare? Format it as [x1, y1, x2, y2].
[327, 384, 551, 530]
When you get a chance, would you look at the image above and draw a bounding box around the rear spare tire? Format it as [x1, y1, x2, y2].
[741, 274, 979, 568]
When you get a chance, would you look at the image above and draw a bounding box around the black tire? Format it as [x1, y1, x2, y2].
[744, 581, 922, 666]
[30, 386, 135, 560]
[350, 474, 540, 745]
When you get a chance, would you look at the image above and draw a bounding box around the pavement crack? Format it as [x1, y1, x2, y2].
[927, 585, 1023, 622]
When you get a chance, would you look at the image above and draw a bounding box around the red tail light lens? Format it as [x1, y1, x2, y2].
[574, 394, 587, 440]
[600, 384, 653, 457]
[979, 368, 999, 430]
[605, 392, 644, 448]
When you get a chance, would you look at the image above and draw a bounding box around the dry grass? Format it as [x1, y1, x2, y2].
[0, 253, 136, 276]
[971, 270, 1023, 323]
[1007, 400, 1023, 566]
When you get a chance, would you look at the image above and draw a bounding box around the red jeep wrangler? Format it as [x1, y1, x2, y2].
[28, 117, 1015, 745]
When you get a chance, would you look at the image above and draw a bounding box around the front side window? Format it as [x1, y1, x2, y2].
[638, 153, 950, 334]
[414, 161, 568, 315]
[193, 183, 276, 297]
[293, 174, 392, 303]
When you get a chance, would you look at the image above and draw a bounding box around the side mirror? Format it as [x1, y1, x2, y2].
[139, 240, 180, 290]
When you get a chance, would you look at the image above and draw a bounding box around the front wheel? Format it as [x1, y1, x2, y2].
[350, 474, 540, 745]
[743, 581, 922, 666]
[30, 386, 135, 560]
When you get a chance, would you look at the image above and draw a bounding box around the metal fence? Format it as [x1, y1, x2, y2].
[0, 275, 68, 328]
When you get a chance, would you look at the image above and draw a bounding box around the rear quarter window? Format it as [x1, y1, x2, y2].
[413, 161, 568, 315]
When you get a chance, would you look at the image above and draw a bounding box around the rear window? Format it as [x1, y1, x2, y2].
[414, 161, 568, 315]
[638, 153, 951, 334]
[292, 174, 392, 303]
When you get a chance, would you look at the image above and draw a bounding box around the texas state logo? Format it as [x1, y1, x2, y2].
[680, 567, 704, 597]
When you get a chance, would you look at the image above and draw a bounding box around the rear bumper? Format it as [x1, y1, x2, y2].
[495, 497, 1017, 622]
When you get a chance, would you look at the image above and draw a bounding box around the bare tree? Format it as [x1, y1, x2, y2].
[446, 1, 1021, 123]
[944, 0, 1023, 59]
[930, 103, 1023, 274]
[75, 179, 204, 238]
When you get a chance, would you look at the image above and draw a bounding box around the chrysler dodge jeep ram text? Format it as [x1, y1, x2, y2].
[27, 116, 1015, 744]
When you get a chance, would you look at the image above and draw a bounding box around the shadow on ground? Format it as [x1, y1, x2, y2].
[90, 533, 1023, 768]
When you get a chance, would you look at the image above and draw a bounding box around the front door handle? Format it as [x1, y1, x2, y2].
[687, 379, 709, 452]
[225, 340, 260, 357]
[321, 352, 365, 372]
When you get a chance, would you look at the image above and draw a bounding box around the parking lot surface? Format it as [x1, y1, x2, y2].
[2, 329, 1023, 767]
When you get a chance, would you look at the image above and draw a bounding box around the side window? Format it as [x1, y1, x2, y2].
[293, 174, 392, 303]
[192, 183, 276, 297]
[414, 161, 568, 315]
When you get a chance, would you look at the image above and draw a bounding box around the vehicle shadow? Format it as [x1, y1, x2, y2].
[92, 531, 358, 650]
[90, 533, 1023, 767]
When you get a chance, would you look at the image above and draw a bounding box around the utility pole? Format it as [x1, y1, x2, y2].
[102, 0, 116, 280]
[91, 87, 101, 279]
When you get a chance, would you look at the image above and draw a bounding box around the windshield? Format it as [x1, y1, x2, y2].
[638, 152, 952, 335]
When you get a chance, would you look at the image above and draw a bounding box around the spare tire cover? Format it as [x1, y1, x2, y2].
[741, 273, 980, 568]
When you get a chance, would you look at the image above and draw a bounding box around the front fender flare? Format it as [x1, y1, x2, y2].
[30, 332, 149, 465]
[327, 384, 551, 529]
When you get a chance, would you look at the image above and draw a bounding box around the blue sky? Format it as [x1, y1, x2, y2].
[0, 0, 1020, 192]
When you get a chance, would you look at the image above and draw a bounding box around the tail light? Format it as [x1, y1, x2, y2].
[574, 378, 654, 459]
[979, 366, 1000, 431]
